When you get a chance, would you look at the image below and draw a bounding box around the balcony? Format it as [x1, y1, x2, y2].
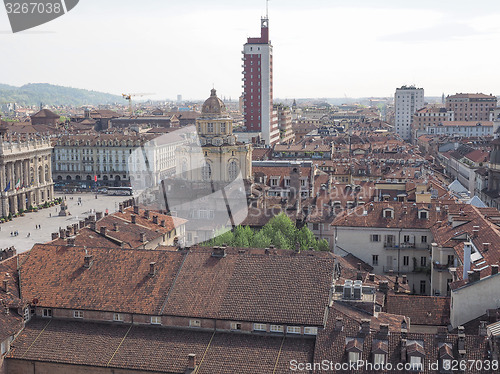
[432, 261, 451, 272]
[383, 265, 414, 274]
[384, 242, 416, 250]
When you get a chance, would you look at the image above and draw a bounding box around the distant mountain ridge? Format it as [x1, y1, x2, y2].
[0, 83, 122, 106]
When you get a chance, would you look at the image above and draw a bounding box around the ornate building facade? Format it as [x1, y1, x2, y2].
[0, 127, 54, 216]
[176, 89, 252, 182]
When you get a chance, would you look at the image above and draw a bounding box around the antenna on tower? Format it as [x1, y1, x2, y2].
[266, 0, 269, 18]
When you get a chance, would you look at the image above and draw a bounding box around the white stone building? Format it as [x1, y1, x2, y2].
[395, 86, 424, 141]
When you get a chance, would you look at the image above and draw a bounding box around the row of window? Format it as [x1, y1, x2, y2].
[370, 234, 427, 243]
[46, 310, 317, 335]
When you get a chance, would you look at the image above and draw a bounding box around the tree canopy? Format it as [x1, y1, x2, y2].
[202, 213, 330, 251]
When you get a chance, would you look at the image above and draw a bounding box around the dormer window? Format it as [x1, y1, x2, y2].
[372, 340, 388, 365]
[345, 338, 363, 363]
[383, 208, 394, 219]
[439, 343, 453, 372]
[419, 210, 429, 219]
[407, 340, 425, 371]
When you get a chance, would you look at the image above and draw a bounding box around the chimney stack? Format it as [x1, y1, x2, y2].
[402, 275, 407, 284]
[379, 323, 389, 337]
[160, 219, 166, 227]
[51, 232, 59, 240]
[133, 205, 140, 215]
[483, 243, 490, 252]
[96, 211, 103, 221]
[379, 281, 389, 295]
[211, 246, 227, 258]
[187, 353, 197, 372]
[113, 223, 119, 232]
[149, 262, 156, 277]
[153, 215, 158, 225]
[3, 279, 8, 293]
[84, 254, 93, 269]
[463, 242, 472, 280]
[479, 321, 488, 336]
[140, 233, 146, 243]
[90, 222, 96, 231]
[368, 273, 375, 282]
[59, 228, 66, 239]
[472, 226, 479, 237]
[491, 264, 499, 276]
[131, 215, 136, 224]
[144, 210, 150, 219]
[335, 317, 343, 332]
[356, 272, 363, 281]
[100, 226, 107, 236]
[357, 262, 362, 271]
[360, 319, 371, 334]
[119, 203, 124, 213]
[67, 237, 76, 247]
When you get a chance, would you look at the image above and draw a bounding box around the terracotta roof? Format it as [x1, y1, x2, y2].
[386, 295, 450, 325]
[30, 109, 60, 119]
[8, 318, 315, 374]
[20, 244, 185, 315]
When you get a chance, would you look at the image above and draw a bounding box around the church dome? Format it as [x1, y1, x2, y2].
[202, 89, 227, 115]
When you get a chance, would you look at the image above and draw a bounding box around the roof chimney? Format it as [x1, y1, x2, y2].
[51, 232, 59, 240]
[119, 203, 124, 213]
[3, 279, 8, 293]
[160, 219, 166, 227]
[187, 353, 197, 372]
[379, 323, 389, 337]
[100, 226, 107, 236]
[479, 321, 488, 337]
[360, 319, 371, 335]
[356, 272, 363, 281]
[472, 226, 479, 236]
[131, 215, 136, 224]
[402, 274, 407, 284]
[67, 237, 76, 247]
[144, 210, 150, 219]
[335, 317, 343, 331]
[149, 262, 156, 277]
[84, 254, 93, 269]
[96, 211, 103, 221]
[113, 223, 119, 232]
[357, 262, 362, 271]
[140, 232, 146, 243]
[483, 243, 490, 252]
[152, 215, 158, 224]
[491, 264, 499, 276]
[379, 280, 389, 295]
[133, 205, 140, 215]
[463, 242, 472, 280]
[211, 246, 226, 258]
[59, 228, 66, 239]
[90, 222, 96, 231]
[368, 273, 375, 282]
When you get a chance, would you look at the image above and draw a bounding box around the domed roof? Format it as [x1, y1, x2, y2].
[202, 89, 226, 115]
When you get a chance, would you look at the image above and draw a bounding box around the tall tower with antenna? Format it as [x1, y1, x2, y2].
[241, 3, 279, 146]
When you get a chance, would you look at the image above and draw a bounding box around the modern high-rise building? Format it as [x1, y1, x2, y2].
[242, 17, 279, 146]
[394, 85, 424, 141]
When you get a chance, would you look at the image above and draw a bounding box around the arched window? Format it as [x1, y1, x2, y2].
[228, 160, 239, 180]
[45, 165, 49, 182]
[201, 163, 212, 181]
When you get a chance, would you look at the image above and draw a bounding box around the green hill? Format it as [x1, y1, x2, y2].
[0, 83, 122, 106]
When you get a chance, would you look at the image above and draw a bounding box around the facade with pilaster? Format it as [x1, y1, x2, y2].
[0, 129, 54, 217]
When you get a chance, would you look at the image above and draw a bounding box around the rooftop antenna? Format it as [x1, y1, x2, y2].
[266, 0, 269, 18]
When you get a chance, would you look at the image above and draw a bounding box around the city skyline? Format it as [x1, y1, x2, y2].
[1, 0, 500, 101]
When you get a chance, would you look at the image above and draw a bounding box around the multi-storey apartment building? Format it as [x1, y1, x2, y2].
[412, 106, 454, 141]
[445, 93, 497, 121]
[242, 17, 279, 146]
[52, 133, 184, 188]
[394, 86, 424, 142]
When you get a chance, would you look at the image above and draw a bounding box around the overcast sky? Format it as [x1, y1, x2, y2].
[1, 0, 500, 101]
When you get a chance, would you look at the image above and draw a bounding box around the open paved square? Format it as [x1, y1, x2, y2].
[0, 193, 129, 253]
